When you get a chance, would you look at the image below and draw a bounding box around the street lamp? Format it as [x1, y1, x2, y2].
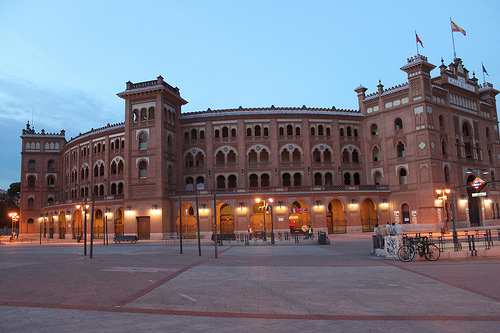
[436, 188, 459, 250]
[76, 203, 89, 256]
[256, 198, 274, 243]
[8, 212, 18, 239]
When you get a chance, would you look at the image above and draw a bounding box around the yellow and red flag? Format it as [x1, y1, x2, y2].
[451, 20, 466, 36]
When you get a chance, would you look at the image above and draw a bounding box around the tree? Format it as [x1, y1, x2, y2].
[0, 182, 20, 229]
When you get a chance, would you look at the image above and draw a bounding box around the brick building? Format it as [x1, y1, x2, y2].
[18, 55, 500, 240]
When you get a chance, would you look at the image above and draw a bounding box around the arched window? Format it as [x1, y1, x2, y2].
[195, 152, 204, 167]
[227, 150, 237, 164]
[442, 140, 447, 155]
[342, 149, 349, 163]
[340, 128, 345, 136]
[167, 135, 172, 153]
[281, 149, 290, 163]
[314, 173, 322, 185]
[139, 132, 148, 150]
[260, 150, 269, 164]
[318, 125, 324, 136]
[231, 128, 236, 137]
[222, 127, 229, 137]
[263, 127, 269, 136]
[374, 171, 382, 185]
[343, 173, 351, 185]
[287, 125, 293, 135]
[167, 166, 173, 184]
[439, 115, 445, 129]
[191, 129, 197, 140]
[397, 142, 405, 157]
[217, 175, 225, 189]
[249, 174, 258, 188]
[185, 153, 194, 167]
[246, 128, 252, 136]
[310, 127, 316, 136]
[295, 127, 300, 136]
[372, 146, 380, 161]
[118, 182, 124, 194]
[261, 174, 270, 187]
[228, 175, 237, 188]
[313, 149, 321, 163]
[254, 125, 261, 136]
[326, 127, 331, 136]
[215, 129, 220, 138]
[111, 183, 117, 194]
[28, 197, 34, 207]
[118, 160, 124, 174]
[184, 132, 189, 142]
[324, 149, 331, 162]
[444, 166, 450, 183]
[354, 173, 360, 185]
[399, 168, 407, 185]
[282, 173, 291, 186]
[48, 160, 55, 169]
[138, 160, 148, 178]
[395, 118, 403, 130]
[292, 149, 301, 163]
[200, 130, 205, 139]
[248, 150, 258, 165]
[293, 173, 302, 186]
[216, 151, 225, 165]
[279, 127, 284, 136]
[148, 107, 155, 120]
[325, 172, 333, 185]
[347, 126, 352, 136]
[28, 159, 36, 169]
[140, 108, 147, 121]
[352, 149, 359, 163]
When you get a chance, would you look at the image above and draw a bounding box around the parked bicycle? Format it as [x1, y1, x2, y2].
[397, 236, 440, 262]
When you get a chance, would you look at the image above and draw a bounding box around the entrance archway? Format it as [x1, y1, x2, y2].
[288, 200, 311, 234]
[250, 202, 271, 236]
[218, 203, 235, 235]
[361, 198, 377, 232]
[58, 211, 66, 239]
[73, 210, 82, 239]
[327, 200, 346, 234]
[115, 208, 124, 236]
[467, 175, 481, 226]
[176, 204, 197, 238]
[94, 209, 104, 239]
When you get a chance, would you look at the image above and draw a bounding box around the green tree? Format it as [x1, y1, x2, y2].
[0, 182, 20, 229]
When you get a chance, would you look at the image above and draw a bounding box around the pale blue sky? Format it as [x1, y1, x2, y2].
[1, 0, 499, 189]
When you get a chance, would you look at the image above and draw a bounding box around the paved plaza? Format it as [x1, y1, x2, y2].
[0, 235, 499, 332]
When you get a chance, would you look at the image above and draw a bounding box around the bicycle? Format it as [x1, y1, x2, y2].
[397, 236, 440, 262]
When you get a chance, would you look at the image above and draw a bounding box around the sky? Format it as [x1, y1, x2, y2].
[0, 0, 499, 190]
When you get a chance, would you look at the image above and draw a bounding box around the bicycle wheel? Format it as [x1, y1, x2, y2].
[397, 245, 415, 262]
[424, 244, 440, 261]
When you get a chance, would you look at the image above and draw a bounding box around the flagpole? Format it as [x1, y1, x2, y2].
[481, 61, 486, 84]
[415, 30, 419, 55]
[450, 18, 456, 59]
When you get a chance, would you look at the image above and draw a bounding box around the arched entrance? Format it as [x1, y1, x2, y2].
[58, 211, 66, 239]
[73, 210, 82, 239]
[327, 199, 346, 234]
[115, 208, 124, 236]
[94, 209, 104, 239]
[176, 204, 197, 238]
[250, 202, 271, 237]
[467, 175, 481, 226]
[218, 203, 235, 235]
[361, 198, 377, 232]
[289, 200, 311, 234]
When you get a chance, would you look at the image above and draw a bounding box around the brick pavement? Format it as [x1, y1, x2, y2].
[0, 235, 500, 332]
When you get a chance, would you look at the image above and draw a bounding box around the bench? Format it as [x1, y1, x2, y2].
[113, 235, 138, 244]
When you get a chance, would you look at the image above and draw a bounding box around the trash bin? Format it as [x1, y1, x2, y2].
[372, 235, 380, 249]
[319, 231, 327, 245]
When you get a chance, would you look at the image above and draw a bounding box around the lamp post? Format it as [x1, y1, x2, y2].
[8, 212, 18, 239]
[76, 203, 89, 256]
[436, 188, 458, 250]
[256, 198, 274, 242]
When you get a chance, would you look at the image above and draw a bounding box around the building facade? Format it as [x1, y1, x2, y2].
[18, 55, 500, 240]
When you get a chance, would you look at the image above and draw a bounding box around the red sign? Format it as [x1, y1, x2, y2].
[470, 177, 486, 192]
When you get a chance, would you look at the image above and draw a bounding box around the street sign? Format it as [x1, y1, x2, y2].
[470, 177, 486, 192]
[472, 192, 487, 197]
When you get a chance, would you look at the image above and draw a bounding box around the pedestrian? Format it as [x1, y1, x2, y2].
[385, 221, 392, 235]
[308, 225, 313, 239]
[395, 222, 403, 236]
[374, 224, 380, 248]
[379, 223, 387, 248]
[391, 223, 396, 236]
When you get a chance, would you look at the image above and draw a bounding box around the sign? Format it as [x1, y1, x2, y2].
[472, 192, 487, 197]
[291, 208, 308, 213]
[470, 177, 486, 192]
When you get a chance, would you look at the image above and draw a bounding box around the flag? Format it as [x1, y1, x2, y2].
[415, 32, 424, 48]
[482, 64, 489, 76]
[451, 20, 466, 36]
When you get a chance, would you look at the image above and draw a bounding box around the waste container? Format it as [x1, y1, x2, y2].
[318, 231, 327, 245]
